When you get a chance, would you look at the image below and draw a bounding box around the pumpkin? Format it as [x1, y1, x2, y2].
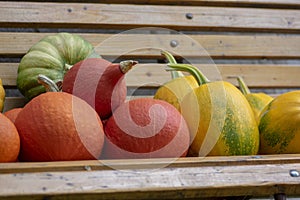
[237, 76, 273, 123]
[62, 58, 138, 120]
[15, 76, 105, 161]
[167, 64, 259, 156]
[4, 108, 22, 123]
[154, 51, 198, 112]
[0, 113, 20, 162]
[259, 90, 300, 154]
[0, 78, 4, 112]
[102, 98, 190, 159]
[17, 32, 97, 100]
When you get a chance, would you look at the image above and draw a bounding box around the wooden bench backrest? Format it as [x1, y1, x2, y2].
[1, 0, 300, 112]
[1, 1, 300, 199]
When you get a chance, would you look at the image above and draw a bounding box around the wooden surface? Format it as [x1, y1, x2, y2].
[0, 155, 300, 199]
[1, 154, 300, 173]
[2, 0, 300, 8]
[1, 32, 300, 59]
[1, 0, 300, 9]
[2, 63, 300, 88]
[1, 0, 300, 199]
[1, 2, 300, 32]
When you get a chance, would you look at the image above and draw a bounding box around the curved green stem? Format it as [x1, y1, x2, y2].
[37, 74, 60, 92]
[167, 63, 210, 86]
[161, 50, 184, 79]
[237, 76, 251, 95]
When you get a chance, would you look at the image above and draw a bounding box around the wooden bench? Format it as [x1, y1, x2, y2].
[0, 0, 300, 199]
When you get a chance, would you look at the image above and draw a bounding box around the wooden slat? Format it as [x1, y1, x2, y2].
[2, 0, 300, 8]
[126, 64, 300, 88]
[2, 63, 300, 88]
[3, 97, 26, 112]
[1, 154, 300, 174]
[0, 156, 300, 199]
[1, 2, 300, 32]
[1, 32, 300, 59]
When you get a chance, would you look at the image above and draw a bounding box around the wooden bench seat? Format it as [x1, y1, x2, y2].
[0, 0, 300, 199]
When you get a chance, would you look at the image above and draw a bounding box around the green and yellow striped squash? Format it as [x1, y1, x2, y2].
[153, 51, 198, 112]
[237, 76, 273, 123]
[0, 78, 5, 112]
[168, 64, 259, 156]
[17, 32, 97, 100]
[259, 90, 300, 154]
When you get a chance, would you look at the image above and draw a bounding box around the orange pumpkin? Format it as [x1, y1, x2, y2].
[4, 108, 22, 123]
[102, 98, 190, 159]
[15, 92, 105, 161]
[0, 113, 20, 162]
[0, 78, 5, 112]
[62, 58, 137, 120]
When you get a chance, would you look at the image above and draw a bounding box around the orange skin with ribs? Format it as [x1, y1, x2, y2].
[0, 113, 20, 162]
[15, 92, 105, 162]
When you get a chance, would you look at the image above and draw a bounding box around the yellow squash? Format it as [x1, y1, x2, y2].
[0, 78, 5, 112]
[153, 51, 198, 112]
[237, 76, 273, 123]
[168, 64, 259, 156]
[259, 90, 300, 154]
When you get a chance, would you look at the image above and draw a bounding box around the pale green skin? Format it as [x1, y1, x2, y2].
[17, 32, 97, 100]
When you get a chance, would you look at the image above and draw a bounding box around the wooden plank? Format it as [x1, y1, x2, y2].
[2, 63, 300, 88]
[2, 97, 26, 113]
[126, 64, 300, 88]
[1, 32, 300, 59]
[1, 154, 300, 174]
[2, 0, 300, 8]
[1, 2, 300, 32]
[0, 160, 300, 199]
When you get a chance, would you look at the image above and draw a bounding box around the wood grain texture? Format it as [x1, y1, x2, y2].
[0, 157, 300, 199]
[2, 0, 300, 8]
[1, 2, 300, 32]
[1, 0, 300, 199]
[2, 63, 300, 88]
[2, 97, 26, 113]
[1, 32, 300, 59]
[1, 154, 300, 174]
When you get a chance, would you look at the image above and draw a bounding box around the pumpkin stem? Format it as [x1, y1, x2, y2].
[119, 60, 138, 74]
[64, 63, 73, 71]
[161, 50, 184, 79]
[37, 74, 60, 92]
[237, 76, 251, 95]
[166, 63, 210, 86]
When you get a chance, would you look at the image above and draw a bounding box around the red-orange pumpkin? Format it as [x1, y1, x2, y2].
[4, 108, 22, 124]
[0, 113, 20, 162]
[15, 92, 105, 161]
[62, 58, 137, 120]
[102, 98, 190, 159]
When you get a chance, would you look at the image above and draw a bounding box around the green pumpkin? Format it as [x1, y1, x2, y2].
[17, 32, 97, 100]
